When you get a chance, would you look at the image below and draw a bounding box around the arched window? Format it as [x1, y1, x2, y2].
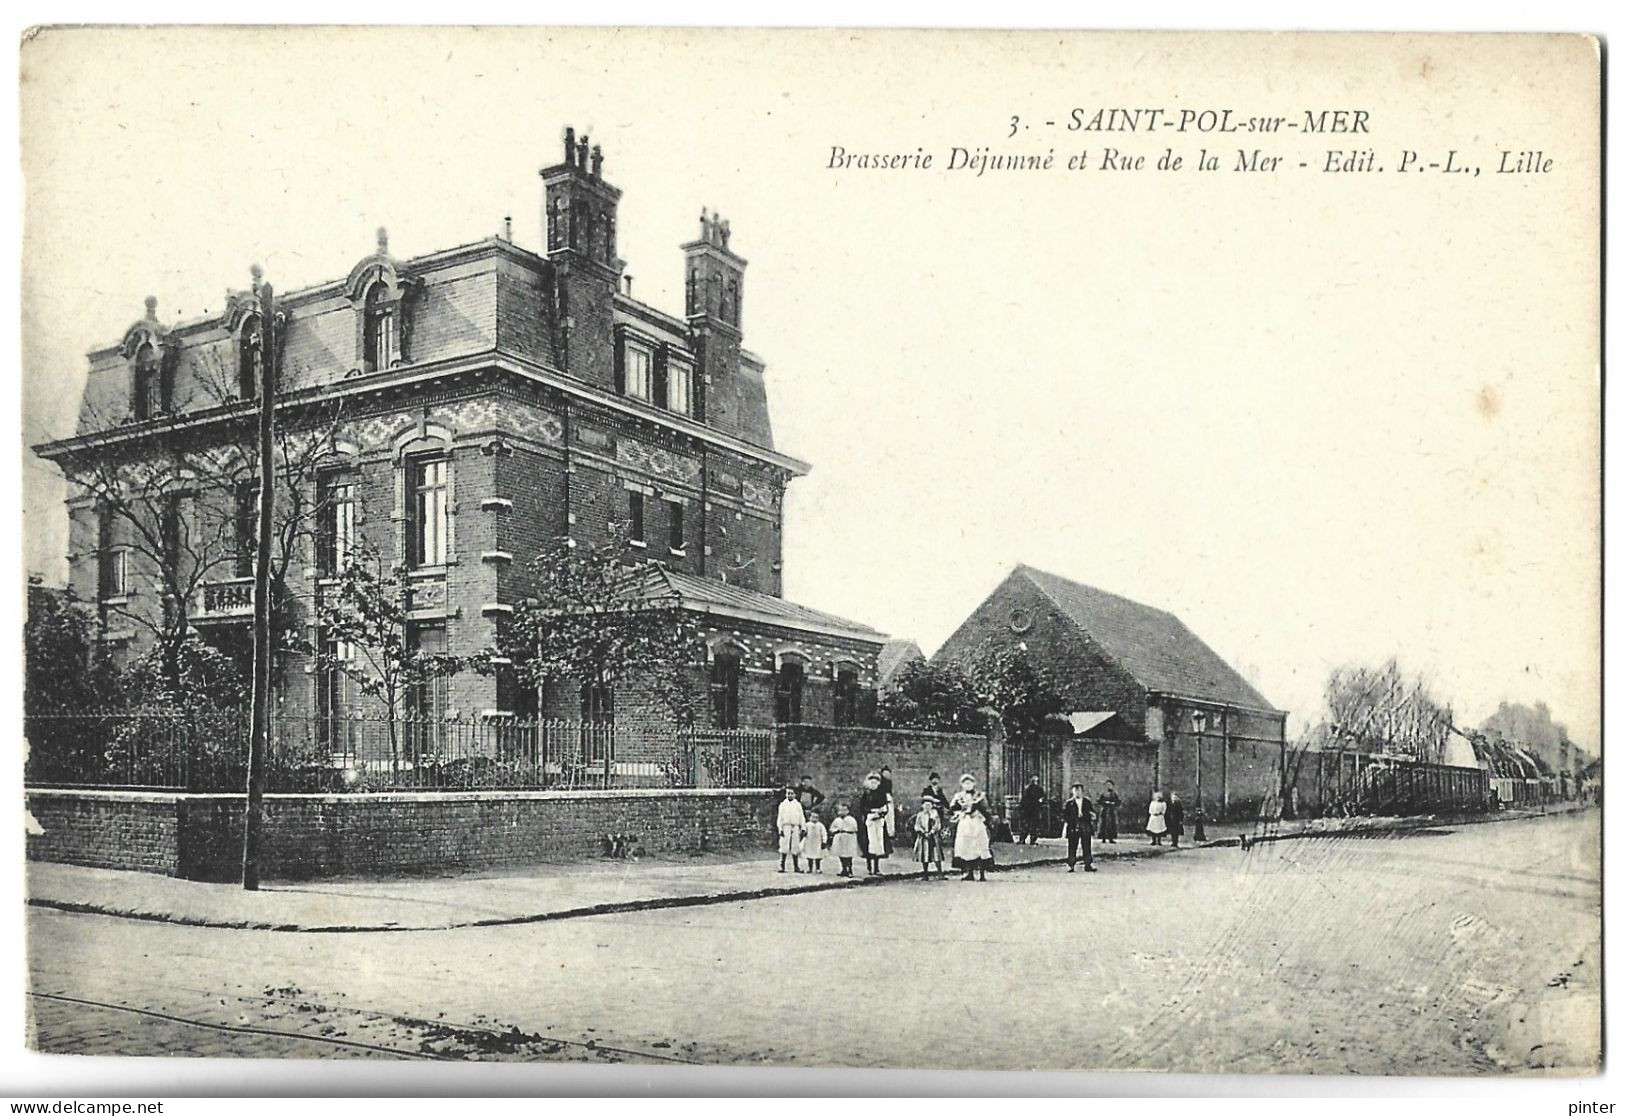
[726, 280, 740, 326]
[775, 656, 806, 724]
[711, 648, 741, 730]
[238, 315, 261, 401]
[364, 284, 394, 372]
[835, 665, 863, 726]
[603, 214, 616, 262]
[131, 343, 161, 420]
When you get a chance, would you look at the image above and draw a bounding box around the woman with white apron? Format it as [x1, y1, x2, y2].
[950, 774, 994, 882]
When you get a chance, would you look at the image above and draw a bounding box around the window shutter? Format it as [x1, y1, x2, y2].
[613, 330, 626, 395]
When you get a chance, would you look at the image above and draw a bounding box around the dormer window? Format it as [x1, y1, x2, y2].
[132, 343, 162, 420]
[364, 284, 395, 372]
[238, 316, 262, 401]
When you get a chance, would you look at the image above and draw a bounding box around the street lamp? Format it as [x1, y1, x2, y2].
[1192, 710, 1207, 812]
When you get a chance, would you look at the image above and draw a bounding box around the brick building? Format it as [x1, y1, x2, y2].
[934, 564, 1287, 821]
[34, 127, 886, 761]
[876, 638, 925, 694]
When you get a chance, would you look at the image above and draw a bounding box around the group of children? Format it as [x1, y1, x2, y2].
[775, 773, 990, 881]
[776, 790, 863, 876]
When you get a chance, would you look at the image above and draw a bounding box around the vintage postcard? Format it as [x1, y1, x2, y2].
[14, 27, 1601, 1085]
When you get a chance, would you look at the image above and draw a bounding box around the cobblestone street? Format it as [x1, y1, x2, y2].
[26, 810, 1600, 1075]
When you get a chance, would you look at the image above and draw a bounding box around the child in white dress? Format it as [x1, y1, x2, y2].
[828, 802, 861, 877]
[777, 787, 806, 873]
[801, 809, 828, 873]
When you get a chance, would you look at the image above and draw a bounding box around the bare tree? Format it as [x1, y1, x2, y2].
[1316, 658, 1455, 762]
[309, 545, 462, 776]
[51, 342, 347, 690]
[475, 531, 704, 726]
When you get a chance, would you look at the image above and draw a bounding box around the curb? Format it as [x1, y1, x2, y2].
[26, 805, 1588, 933]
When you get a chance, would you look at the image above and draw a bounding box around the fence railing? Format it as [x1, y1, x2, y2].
[23, 709, 776, 794]
[1301, 751, 1490, 817]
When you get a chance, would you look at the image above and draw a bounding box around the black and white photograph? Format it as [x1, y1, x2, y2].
[8, 24, 1604, 1094]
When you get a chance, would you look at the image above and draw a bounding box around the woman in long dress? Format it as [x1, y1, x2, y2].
[879, 765, 897, 852]
[1097, 780, 1122, 843]
[1146, 790, 1168, 846]
[857, 772, 890, 875]
[950, 774, 994, 882]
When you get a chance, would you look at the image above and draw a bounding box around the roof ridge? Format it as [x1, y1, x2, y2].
[1015, 563, 1180, 623]
[1011, 562, 1276, 713]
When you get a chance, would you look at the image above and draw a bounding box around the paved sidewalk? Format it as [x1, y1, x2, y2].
[25, 803, 1579, 933]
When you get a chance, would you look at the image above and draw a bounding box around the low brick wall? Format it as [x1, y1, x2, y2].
[1062, 739, 1160, 831]
[773, 724, 993, 816]
[25, 790, 181, 876]
[1161, 736, 1284, 823]
[25, 788, 778, 882]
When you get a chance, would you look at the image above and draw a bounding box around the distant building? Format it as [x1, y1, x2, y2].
[876, 638, 925, 693]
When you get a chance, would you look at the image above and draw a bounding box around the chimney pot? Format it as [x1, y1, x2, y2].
[376, 226, 389, 255]
[564, 126, 576, 164]
[503, 216, 513, 242]
[144, 296, 158, 319]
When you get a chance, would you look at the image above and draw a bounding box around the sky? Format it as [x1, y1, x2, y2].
[17, 28, 1601, 747]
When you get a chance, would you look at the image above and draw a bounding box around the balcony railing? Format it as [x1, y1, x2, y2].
[196, 577, 253, 618]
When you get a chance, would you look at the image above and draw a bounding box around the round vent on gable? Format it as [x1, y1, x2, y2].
[1008, 607, 1034, 634]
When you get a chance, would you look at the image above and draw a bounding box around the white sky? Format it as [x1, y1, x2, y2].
[18, 28, 1601, 747]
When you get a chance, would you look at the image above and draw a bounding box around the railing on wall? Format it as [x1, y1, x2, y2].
[22, 709, 776, 794]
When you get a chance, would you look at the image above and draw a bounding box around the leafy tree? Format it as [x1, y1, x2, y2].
[307, 547, 462, 775]
[476, 533, 704, 725]
[103, 635, 254, 789]
[23, 581, 123, 783]
[965, 641, 1068, 740]
[875, 658, 987, 733]
[24, 580, 119, 715]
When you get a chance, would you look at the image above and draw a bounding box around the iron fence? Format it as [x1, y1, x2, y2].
[23, 709, 777, 793]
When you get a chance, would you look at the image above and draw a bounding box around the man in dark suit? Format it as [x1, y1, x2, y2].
[1167, 791, 1186, 849]
[1061, 784, 1097, 872]
[795, 774, 825, 814]
[1019, 774, 1047, 844]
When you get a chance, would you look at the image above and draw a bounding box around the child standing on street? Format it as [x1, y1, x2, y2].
[913, 794, 945, 879]
[802, 807, 829, 873]
[777, 787, 806, 873]
[829, 802, 861, 877]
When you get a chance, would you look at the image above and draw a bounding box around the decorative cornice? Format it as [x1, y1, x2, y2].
[37, 350, 811, 478]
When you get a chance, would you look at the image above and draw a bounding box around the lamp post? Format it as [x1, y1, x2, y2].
[1192, 710, 1207, 812]
[242, 268, 277, 891]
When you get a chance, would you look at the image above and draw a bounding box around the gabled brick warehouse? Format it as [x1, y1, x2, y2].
[934, 564, 1287, 822]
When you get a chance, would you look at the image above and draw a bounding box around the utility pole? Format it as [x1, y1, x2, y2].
[242, 273, 275, 891]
